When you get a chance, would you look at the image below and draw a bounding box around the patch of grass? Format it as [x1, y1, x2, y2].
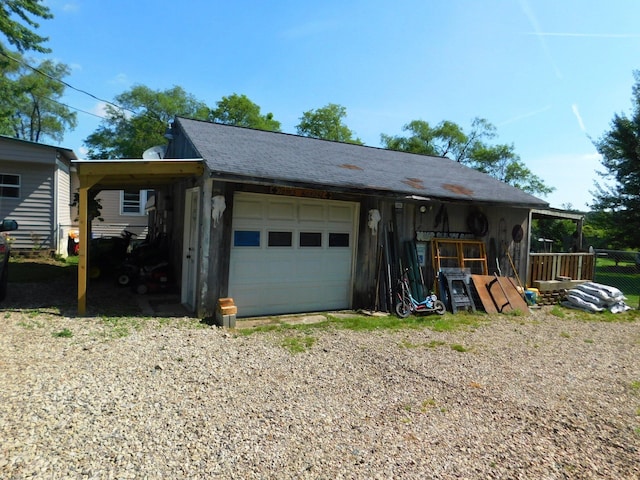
[399, 338, 448, 349]
[584, 338, 594, 344]
[280, 335, 315, 354]
[550, 305, 566, 318]
[450, 343, 469, 352]
[100, 316, 144, 339]
[420, 398, 437, 412]
[560, 331, 571, 338]
[53, 328, 73, 338]
[630, 380, 640, 392]
[239, 312, 487, 337]
[556, 307, 640, 323]
[399, 339, 421, 349]
[18, 319, 45, 329]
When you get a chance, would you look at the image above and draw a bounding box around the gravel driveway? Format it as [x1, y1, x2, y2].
[1, 281, 639, 478]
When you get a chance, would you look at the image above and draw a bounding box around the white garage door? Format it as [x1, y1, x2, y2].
[229, 192, 358, 317]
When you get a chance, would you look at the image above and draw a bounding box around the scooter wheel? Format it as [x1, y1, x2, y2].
[434, 300, 446, 315]
[395, 300, 412, 318]
[136, 283, 148, 295]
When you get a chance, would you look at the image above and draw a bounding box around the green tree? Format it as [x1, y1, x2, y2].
[84, 85, 211, 159]
[381, 117, 553, 197]
[296, 103, 363, 144]
[0, 0, 52, 53]
[591, 70, 640, 249]
[210, 93, 281, 131]
[0, 49, 77, 142]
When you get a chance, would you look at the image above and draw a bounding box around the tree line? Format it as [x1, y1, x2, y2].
[2, 1, 638, 249]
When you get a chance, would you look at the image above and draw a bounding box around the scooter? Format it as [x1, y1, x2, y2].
[395, 269, 446, 318]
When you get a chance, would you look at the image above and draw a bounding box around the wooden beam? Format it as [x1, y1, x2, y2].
[77, 160, 203, 178]
[77, 186, 89, 315]
[77, 174, 104, 315]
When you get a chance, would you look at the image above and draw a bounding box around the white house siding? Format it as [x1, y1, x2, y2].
[0, 160, 54, 250]
[91, 190, 149, 239]
[55, 159, 72, 255]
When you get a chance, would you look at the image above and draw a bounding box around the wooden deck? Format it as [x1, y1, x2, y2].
[527, 253, 595, 286]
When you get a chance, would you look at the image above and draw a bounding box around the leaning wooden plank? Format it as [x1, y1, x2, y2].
[504, 277, 530, 312]
[470, 274, 529, 314]
[470, 274, 499, 314]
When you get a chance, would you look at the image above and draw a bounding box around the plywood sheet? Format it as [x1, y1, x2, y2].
[470, 274, 529, 314]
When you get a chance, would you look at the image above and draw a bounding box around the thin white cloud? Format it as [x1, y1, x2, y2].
[571, 104, 586, 132]
[498, 105, 552, 127]
[91, 101, 109, 117]
[62, 3, 79, 13]
[110, 73, 129, 85]
[91, 101, 131, 119]
[518, 0, 563, 79]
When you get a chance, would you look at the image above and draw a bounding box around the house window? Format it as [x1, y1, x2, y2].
[120, 189, 153, 215]
[0, 174, 20, 198]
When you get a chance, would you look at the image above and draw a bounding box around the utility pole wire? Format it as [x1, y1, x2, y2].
[0, 48, 136, 118]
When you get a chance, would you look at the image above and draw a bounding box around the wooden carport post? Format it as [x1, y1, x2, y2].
[77, 175, 103, 315]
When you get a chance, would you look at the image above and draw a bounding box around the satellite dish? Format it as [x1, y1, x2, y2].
[142, 145, 166, 159]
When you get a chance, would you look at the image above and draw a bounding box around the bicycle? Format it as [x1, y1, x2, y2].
[395, 269, 446, 318]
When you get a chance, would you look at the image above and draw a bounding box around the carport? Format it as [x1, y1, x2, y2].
[73, 159, 204, 315]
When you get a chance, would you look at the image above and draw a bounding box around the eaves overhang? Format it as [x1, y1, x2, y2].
[73, 158, 204, 190]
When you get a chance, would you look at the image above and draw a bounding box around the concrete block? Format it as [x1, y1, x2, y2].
[216, 311, 236, 328]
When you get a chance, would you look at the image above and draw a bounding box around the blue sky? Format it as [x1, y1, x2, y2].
[26, 0, 640, 210]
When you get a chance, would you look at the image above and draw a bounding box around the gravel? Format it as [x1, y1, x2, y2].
[1, 286, 640, 478]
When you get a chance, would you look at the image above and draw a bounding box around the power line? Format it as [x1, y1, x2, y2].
[45, 96, 106, 120]
[0, 47, 137, 117]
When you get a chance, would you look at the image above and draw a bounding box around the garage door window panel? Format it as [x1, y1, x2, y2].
[329, 233, 349, 247]
[268, 231, 293, 247]
[300, 232, 322, 247]
[234, 230, 261, 247]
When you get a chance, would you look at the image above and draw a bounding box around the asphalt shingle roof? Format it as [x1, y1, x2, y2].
[174, 117, 548, 208]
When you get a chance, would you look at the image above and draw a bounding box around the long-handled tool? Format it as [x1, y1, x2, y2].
[506, 250, 525, 295]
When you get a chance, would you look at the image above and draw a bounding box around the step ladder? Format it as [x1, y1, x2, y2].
[440, 268, 476, 313]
